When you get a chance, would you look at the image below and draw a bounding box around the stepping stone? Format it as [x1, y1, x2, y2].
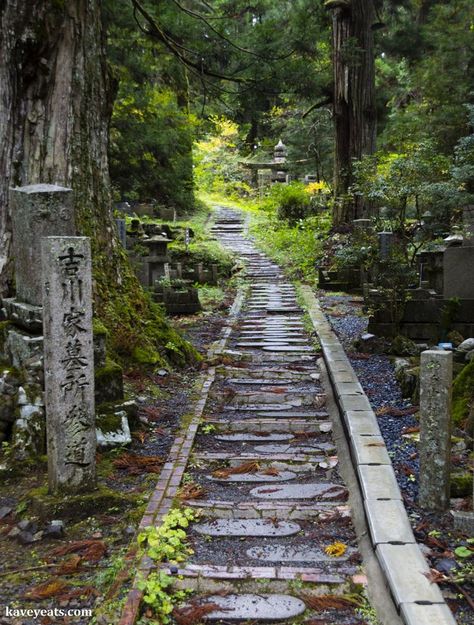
[208, 470, 297, 483]
[257, 411, 328, 418]
[253, 443, 336, 454]
[227, 378, 299, 386]
[247, 544, 348, 562]
[215, 433, 294, 442]
[194, 519, 301, 537]
[203, 594, 306, 620]
[263, 345, 313, 352]
[250, 483, 346, 499]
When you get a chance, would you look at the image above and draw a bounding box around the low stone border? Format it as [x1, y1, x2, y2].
[118, 288, 246, 625]
[299, 286, 457, 625]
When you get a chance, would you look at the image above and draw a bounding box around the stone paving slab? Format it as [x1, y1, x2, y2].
[376, 543, 445, 605]
[250, 483, 347, 500]
[357, 465, 402, 501]
[193, 519, 301, 537]
[208, 470, 297, 482]
[201, 593, 305, 620]
[351, 435, 391, 465]
[364, 500, 416, 545]
[215, 433, 294, 442]
[253, 443, 336, 454]
[344, 410, 382, 436]
[338, 394, 373, 412]
[400, 602, 457, 625]
[246, 544, 350, 563]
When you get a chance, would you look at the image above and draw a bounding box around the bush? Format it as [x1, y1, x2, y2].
[273, 182, 311, 223]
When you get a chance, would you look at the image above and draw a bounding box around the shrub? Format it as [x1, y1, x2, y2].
[274, 182, 311, 223]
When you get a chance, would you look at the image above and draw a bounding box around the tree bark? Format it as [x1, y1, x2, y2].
[329, 0, 376, 226]
[0, 0, 119, 298]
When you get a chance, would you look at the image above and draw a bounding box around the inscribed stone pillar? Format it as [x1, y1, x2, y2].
[115, 218, 127, 248]
[419, 350, 452, 511]
[377, 232, 394, 260]
[42, 236, 96, 494]
[11, 184, 75, 306]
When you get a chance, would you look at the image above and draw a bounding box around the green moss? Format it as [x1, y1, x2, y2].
[95, 358, 123, 381]
[451, 472, 473, 497]
[132, 344, 164, 366]
[27, 483, 138, 520]
[93, 318, 108, 337]
[0, 320, 12, 356]
[96, 412, 122, 434]
[452, 360, 474, 425]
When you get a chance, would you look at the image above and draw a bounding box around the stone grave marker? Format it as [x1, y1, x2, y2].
[42, 236, 96, 494]
[377, 231, 394, 260]
[115, 218, 127, 248]
[10, 184, 75, 307]
[419, 350, 452, 511]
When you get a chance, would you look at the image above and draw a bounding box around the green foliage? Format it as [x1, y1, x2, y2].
[136, 508, 197, 621]
[452, 360, 474, 426]
[110, 86, 197, 210]
[137, 571, 190, 623]
[137, 507, 197, 564]
[273, 182, 311, 223]
[194, 117, 252, 199]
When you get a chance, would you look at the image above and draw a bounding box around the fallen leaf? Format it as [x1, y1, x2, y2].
[56, 555, 82, 575]
[212, 461, 260, 479]
[24, 579, 69, 600]
[113, 453, 164, 475]
[173, 602, 222, 625]
[301, 593, 359, 610]
[324, 541, 347, 557]
[50, 539, 107, 563]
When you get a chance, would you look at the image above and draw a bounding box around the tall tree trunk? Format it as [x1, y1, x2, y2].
[328, 0, 376, 226]
[0, 1, 196, 365]
[0, 0, 120, 297]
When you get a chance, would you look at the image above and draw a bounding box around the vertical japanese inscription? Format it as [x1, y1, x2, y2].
[42, 237, 96, 494]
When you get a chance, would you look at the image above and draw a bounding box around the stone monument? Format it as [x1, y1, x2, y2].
[42, 236, 96, 494]
[419, 349, 452, 511]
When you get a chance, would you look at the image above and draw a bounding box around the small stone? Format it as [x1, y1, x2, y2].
[169, 565, 178, 575]
[435, 558, 458, 575]
[33, 531, 44, 542]
[123, 525, 135, 537]
[17, 519, 37, 533]
[17, 530, 35, 544]
[45, 520, 65, 538]
[157, 369, 168, 377]
[7, 527, 21, 539]
[0, 506, 13, 520]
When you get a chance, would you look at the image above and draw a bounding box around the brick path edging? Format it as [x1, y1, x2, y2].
[299, 285, 457, 625]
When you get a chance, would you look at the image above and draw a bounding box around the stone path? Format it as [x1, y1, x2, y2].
[162, 209, 366, 623]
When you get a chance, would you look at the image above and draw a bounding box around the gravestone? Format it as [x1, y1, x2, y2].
[378, 231, 394, 260]
[115, 218, 127, 249]
[419, 350, 452, 511]
[10, 185, 75, 306]
[42, 236, 96, 494]
[443, 206, 474, 299]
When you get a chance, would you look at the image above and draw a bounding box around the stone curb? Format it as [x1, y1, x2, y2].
[299, 285, 456, 625]
[118, 287, 247, 625]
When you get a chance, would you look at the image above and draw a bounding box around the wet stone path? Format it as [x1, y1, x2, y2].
[159, 208, 367, 624]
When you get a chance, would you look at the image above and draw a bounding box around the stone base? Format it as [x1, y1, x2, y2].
[4, 326, 43, 370]
[2, 299, 42, 333]
[96, 411, 131, 448]
[163, 287, 201, 315]
[95, 358, 124, 403]
[451, 510, 474, 535]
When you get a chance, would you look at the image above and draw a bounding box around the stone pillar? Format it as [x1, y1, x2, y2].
[419, 350, 452, 511]
[10, 184, 75, 306]
[377, 231, 394, 260]
[115, 218, 127, 249]
[42, 236, 96, 494]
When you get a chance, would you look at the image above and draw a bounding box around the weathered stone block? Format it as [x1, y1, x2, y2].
[419, 350, 452, 511]
[2, 299, 43, 333]
[4, 327, 43, 369]
[94, 358, 124, 404]
[11, 185, 75, 306]
[42, 236, 96, 494]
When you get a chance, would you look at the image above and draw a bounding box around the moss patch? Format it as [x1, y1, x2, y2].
[27, 483, 138, 521]
[96, 412, 123, 434]
[451, 472, 473, 497]
[452, 360, 474, 425]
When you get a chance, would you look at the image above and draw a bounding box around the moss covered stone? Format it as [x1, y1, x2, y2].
[27, 483, 138, 520]
[95, 357, 124, 403]
[452, 360, 474, 425]
[451, 472, 473, 497]
[96, 412, 122, 434]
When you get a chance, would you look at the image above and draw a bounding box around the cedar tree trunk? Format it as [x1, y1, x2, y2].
[0, 0, 121, 299]
[328, 0, 377, 226]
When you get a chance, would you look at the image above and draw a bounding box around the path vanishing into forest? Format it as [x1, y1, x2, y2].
[119, 207, 455, 625]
